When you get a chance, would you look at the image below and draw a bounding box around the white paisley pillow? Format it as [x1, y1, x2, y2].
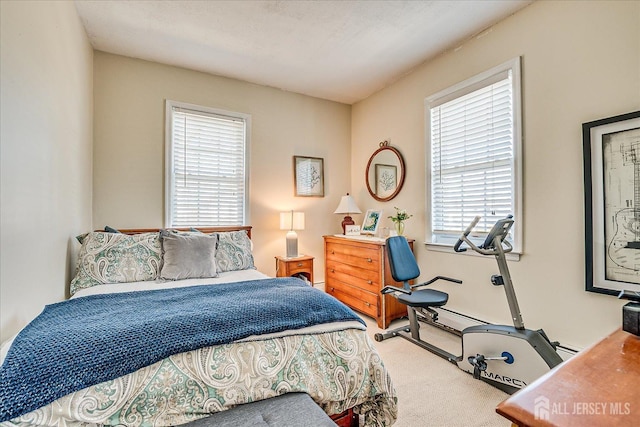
[70, 232, 162, 296]
[215, 230, 255, 272]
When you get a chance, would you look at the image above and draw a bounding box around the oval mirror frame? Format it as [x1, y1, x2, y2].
[365, 144, 405, 202]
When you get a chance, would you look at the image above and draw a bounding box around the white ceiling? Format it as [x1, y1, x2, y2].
[74, 0, 533, 104]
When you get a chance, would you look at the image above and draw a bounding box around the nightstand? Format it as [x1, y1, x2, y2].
[275, 255, 314, 285]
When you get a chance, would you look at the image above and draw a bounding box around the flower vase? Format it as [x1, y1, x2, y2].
[395, 221, 405, 236]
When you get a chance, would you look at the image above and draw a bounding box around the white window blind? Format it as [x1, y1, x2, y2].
[426, 58, 522, 250]
[166, 101, 249, 227]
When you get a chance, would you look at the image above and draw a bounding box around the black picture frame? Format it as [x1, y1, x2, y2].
[583, 110, 640, 296]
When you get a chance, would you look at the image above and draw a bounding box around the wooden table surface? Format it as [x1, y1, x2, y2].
[496, 328, 639, 426]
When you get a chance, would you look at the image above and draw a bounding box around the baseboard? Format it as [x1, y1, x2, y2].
[553, 345, 578, 361]
[432, 307, 578, 361]
[433, 307, 488, 330]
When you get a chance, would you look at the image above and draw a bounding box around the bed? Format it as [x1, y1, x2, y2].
[0, 226, 397, 427]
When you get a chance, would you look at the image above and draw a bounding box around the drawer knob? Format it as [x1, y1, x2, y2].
[331, 250, 335, 254]
[367, 280, 372, 284]
[366, 258, 372, 263]
[330, 269, 335, 273]
[297, 263, 303, 267]
[364, 302, 371, 307]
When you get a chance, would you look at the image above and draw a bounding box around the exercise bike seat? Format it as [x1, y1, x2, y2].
[387, 236, 449, 308]
[398, 289, 448, 307]
[376, 236, 460, 360]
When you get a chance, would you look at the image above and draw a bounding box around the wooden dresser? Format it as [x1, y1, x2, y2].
[323, 235, 410, 329]
[496, 328, 639, 426]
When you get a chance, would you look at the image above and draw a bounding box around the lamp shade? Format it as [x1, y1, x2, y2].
[280, 211, 305, 230]
[334, 194, 361, 235]
[334, 194, 362, 214]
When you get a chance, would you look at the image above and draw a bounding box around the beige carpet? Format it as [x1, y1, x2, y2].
[363, 316, 511, 427]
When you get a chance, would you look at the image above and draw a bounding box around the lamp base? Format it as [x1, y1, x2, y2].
[286, 230, 299, 258]
[341, 216, 355, 234]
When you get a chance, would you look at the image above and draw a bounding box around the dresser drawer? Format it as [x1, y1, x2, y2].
[326, 281, 378, 318]
[326, 259, 380, 293]
[325, 242, 380, 272]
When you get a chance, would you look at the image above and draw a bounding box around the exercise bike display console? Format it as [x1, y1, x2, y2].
[375, 215, 563, 394]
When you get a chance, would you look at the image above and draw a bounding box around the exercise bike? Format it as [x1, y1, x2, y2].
[375, 215, 563, 394]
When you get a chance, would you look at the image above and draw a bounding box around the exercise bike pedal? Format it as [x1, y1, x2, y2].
[468, 354, 487, 379]
[468, 353, 510, 379]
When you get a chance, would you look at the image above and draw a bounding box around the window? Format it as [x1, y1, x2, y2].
[165, 100, 250, 227]
[425, 57, 522, 252]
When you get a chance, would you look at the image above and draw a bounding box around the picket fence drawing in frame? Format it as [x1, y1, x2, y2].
[583, 110, 640, 296]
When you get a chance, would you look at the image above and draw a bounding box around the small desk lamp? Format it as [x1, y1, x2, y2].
[280, 210, 305, 258]
[334, 193, 362, 234]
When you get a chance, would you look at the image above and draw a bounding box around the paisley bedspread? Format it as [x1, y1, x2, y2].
[0, 278, 365, 420]
[1, 328, 397, 427]
[0, 272, 397, 426]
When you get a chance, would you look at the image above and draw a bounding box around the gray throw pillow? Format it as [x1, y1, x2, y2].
[160, 231, 218, 280]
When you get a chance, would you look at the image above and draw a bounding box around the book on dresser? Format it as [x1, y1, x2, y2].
[323, 235, 411, 329]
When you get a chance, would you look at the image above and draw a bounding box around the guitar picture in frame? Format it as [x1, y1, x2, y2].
[604, 136, 640, 282]
[584, 110, 640, 296]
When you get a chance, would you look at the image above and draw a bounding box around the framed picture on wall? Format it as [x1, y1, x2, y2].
[375, 164, 397, 199]
[293, 156, 324, 197]
[583, 110, 640, 296]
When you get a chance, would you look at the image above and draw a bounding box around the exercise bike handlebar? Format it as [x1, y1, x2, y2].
[453, 216, 481, 253]
[454, 215, 514, 256]
[454, 215, 524, 331]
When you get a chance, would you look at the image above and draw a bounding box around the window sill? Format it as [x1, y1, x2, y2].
[425, 242, 521, 261]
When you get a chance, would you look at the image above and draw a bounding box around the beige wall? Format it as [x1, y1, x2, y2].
[3, 0, 638, 351]
[351, 0, 640, 350]
[93, 52, 352, 278]
[0, 1, 94, 341]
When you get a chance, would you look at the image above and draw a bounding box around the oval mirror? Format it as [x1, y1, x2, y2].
[365, 142, 405, 202]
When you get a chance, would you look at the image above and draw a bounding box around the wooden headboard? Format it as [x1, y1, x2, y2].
[99, 226, 252, 239]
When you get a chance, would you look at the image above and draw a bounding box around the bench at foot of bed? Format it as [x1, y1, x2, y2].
[183, 393, 350, 427]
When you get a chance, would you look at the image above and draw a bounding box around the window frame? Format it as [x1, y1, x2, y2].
[164, 100, 251, 228]
[424, 57, 523, 255]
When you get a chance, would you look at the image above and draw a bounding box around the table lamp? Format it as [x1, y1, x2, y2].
[334, 193, 362, 234]
[280, 210, 305, 258]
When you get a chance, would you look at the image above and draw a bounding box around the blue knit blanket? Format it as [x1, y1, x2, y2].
[0, 278, 364, 422]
